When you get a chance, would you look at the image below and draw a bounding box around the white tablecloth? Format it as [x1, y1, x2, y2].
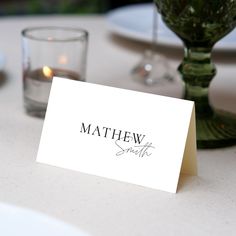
[0, 15, 236, 236]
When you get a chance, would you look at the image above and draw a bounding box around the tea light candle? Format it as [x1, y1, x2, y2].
[24, 66, 81, 106]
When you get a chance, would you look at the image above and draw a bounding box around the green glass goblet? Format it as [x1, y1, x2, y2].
[154, 0, 236, 148]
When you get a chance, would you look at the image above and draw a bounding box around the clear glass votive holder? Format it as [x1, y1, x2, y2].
[21, 26, 88, 118]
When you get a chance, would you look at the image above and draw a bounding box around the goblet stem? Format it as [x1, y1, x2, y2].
[178, 46, 215, 118]
[178, 46, 236, 148]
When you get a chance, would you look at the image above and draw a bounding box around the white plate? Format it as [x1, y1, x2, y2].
[0, 203, 90, 236]
[107, 3, 236, 51]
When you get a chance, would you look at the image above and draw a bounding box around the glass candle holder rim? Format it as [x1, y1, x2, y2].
[21, 26, 88, 42]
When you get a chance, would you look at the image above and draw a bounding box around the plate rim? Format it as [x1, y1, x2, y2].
[0, 202, 89, 236]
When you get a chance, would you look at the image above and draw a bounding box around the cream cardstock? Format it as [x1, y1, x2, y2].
[37, 77, 197, 193]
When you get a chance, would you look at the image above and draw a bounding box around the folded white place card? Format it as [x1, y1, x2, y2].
[37, 77, 197, 193]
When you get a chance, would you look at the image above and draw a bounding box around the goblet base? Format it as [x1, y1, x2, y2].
[197, 111, 236, 149]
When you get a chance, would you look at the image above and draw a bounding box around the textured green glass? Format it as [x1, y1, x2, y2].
[155, 0, 236, 148]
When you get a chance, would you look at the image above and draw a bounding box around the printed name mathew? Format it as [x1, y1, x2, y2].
[80, 122, 155, 157]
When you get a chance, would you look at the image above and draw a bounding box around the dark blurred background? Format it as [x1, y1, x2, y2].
[0, 0, 152, 15]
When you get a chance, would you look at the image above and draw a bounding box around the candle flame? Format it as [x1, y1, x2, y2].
[43, 66, 53, 79]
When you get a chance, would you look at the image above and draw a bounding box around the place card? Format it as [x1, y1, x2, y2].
[37, 77, 197, 193]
